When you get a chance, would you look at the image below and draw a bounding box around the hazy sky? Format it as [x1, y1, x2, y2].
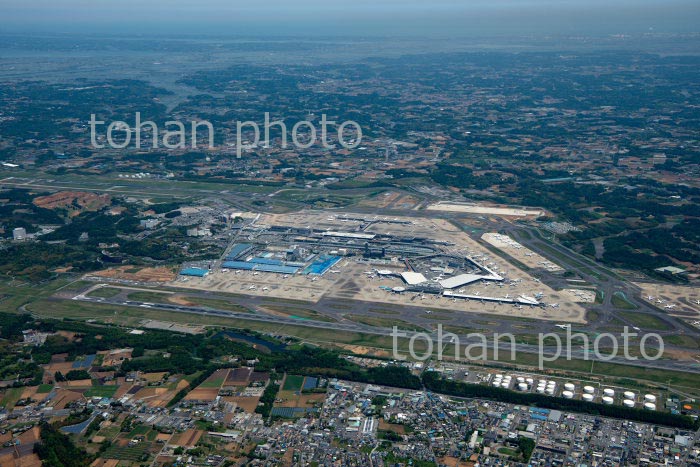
[1, 0, 698, 36]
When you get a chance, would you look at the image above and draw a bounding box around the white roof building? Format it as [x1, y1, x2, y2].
[400, 271, 427, 285]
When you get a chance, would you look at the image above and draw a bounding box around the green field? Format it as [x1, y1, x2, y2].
[85, 385, 119, 398]
[611, 292, 638, 310]
[36, 384, 53, 394]
[265, 306, 336, 322]
[103, 442, 151, 461]
[127, 425, 151, 437]
[199, 377, 225, 389]
[618, 311, 672, 331]
[283, 374, 305, 391]
[0, 387, 24, 409]
[344, 314, 425, 331]
[87, 287, 122, 299]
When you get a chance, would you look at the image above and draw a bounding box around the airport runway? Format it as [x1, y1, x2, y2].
[71, 290, 700, 375]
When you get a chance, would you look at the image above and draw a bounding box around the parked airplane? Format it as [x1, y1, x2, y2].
[694, 300, 700, 305]
[647, 295, 654, 301]
[555, 324, 571, 330]
[664, 304, 676, 309]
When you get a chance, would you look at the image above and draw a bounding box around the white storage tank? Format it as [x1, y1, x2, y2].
[536, 386, 545, 393]
[526, 378, 534, 384]
[517, 377, 525, 383]
[602, 396, 614, 405]
[564, 383, 575, 391]
[545, 388, 555, 395]
[603, 388, 615, 397]
[623, 399, 635, 408]
[583, 385, 595, 394]
[562, 391, 574, 399]
[518, 382, 528, 391]
[623, 391, 635, 400]
[643, 402, 656, 411]
[492, 381, 501, 387]
[644, 394, 657, 403]
[582, 393, 594, 402]
[501, 382, 510, 388]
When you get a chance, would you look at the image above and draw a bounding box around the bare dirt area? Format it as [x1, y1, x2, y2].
[89, 266, 177, 283]
[223, 396, 261, 413]
[33, 191, 111, 215]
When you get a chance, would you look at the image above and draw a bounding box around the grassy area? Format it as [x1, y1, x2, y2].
[36, 384, 53, 394]
[283, 375, 304, 391]
[199, 378, 225, 389]
[344, 314, 426, 331]
[586, 309, 600, 322]
[127, 425, 151, 437]
[666, 335, 700, 349]
[0, 387, 24, 409]
[103, 442, 151, 461]
[618, 311, 672, 331]
[611, 292, 638, 310]
[87, 287, 122, 299]
[126, 291, 173, 303]
[264, 306, 336, 322]
[85, 385, 119, 398]
[595, 290, 605, 304]
[185, 297, 251, 313]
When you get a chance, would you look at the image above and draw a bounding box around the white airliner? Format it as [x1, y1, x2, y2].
[550, 303, 560, 308]
[555, 324, 571, 330]
[664, 304, 676, 309]
[504, 294, 510, 299]
[694, 300, 700, 305]
[262, 287, 269, 291]
[647, 295, 654, 301]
